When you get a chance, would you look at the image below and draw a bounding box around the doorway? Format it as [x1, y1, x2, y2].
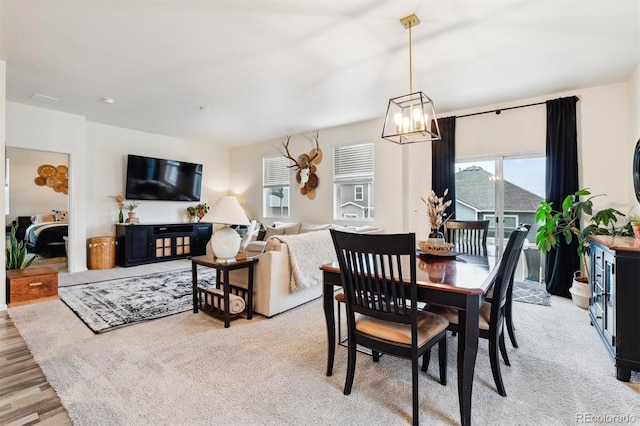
[5, 147, 70, 272]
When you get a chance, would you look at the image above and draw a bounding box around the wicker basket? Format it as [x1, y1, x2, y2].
[87, 236, 117, 270]
[418, 240, 454, 256]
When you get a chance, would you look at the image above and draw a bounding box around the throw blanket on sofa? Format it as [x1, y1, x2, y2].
[276, 230, 337, 292]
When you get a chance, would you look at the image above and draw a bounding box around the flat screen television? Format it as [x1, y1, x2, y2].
[125, 154, 203, 201]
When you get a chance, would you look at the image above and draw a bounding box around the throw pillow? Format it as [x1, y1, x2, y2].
[33, 213, 56, 224]
[52, 209, 69, 222]
[264, 226, 286, 240]
[257, 224, 267, 241]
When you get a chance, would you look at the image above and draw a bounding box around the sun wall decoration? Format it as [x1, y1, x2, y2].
[34, 164, 68, 194]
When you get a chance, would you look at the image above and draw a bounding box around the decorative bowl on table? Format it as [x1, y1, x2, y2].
[418, 240, 454, 256]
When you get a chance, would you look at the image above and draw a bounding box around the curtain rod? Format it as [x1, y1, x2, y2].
[455, 95, 579, 119]
[456, 100, 547, 119]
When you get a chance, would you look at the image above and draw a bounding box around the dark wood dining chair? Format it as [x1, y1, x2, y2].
[497, 223, 532, 349]
[425, 224, 529, 397]
[443, 220, 489, 255]
[330, 230, 449, 426]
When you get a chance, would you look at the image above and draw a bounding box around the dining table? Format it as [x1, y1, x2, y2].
[320, 251, 496, 426]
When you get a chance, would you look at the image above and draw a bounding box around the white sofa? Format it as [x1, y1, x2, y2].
[228, 222, 381, 317]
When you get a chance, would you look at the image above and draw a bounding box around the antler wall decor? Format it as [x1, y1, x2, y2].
[282, 130, 322, 200]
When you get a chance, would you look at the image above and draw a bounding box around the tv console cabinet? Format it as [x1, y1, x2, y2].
[115, 223, 212, 267]
[588, 235, 640, 381]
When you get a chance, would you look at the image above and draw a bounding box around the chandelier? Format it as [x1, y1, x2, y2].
[382, 14, 441, 144]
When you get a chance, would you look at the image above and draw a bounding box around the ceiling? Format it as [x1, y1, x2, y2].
[1, 1, 638, 147]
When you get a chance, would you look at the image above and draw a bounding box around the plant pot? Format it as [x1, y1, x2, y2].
[128, 212, 136, 219]
[569, 270, 590, 309]
[631, 222, 640, 239]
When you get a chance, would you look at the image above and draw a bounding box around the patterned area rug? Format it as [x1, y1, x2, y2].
[59, 267, 217, 333]
[512, 284, 551, 306]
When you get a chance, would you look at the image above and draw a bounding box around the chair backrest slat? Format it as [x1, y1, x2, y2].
[331, 230, 416, 324]
[444, 220, 490, 255]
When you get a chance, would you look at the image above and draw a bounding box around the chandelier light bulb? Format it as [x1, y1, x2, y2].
[402, 116, 410, 133]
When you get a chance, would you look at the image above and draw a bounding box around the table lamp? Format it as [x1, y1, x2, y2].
[208, 196, 250, 263]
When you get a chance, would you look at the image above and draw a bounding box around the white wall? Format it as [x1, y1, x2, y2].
[5, 103, 229, 273]
[230, 80, 636, 242]
[1, 60, 6, 309]
[229, 118, 404, 233]
[6, 147, 69, 222]
[85, 122, 230, 238]
[7, 102, 88, 272]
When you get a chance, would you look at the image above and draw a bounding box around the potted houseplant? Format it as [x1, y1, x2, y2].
[125, 202, 139, 220]
[535, 188, 631, 308]
[187, 203, 209, 223]
[627, 214, 640, 238]
[6, 225, 35, 270]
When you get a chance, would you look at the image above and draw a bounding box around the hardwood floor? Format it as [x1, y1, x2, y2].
[0, 310, 71, 425]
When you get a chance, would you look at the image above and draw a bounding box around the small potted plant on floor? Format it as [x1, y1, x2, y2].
[6, 225, 35, 270]
[535, 188, 631, 308]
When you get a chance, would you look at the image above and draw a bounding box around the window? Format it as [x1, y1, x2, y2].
[263, 156, 290, 217]
[354, 185, 364, 201]
[333, 142, 374, 220]
[455, 155, 545, 285]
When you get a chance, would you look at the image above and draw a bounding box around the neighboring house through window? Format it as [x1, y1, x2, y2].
[333, 142, 374, 220]
[263, 156, 290, 217]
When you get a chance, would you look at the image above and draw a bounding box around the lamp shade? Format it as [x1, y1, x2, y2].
[208, 196, 250, 226]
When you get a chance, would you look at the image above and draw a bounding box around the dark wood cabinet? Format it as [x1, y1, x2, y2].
[588, 235, 640, 381]
[116, 223, 212, 267]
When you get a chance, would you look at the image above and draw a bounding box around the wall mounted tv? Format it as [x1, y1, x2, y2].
[125, 154, 203, 201]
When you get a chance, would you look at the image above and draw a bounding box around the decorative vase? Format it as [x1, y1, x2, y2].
[118, 210, 124, 224]
[427, 230, 445, 246]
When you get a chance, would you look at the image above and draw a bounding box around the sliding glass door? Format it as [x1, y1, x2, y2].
[455, 154, 545, 285]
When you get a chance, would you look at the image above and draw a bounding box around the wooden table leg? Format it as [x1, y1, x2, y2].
[223, 269, 230, 328]
[457, 295, 480, 426]
[323, 276, 336, 376]
[247, 263, 254, 320]
[192, 261, 198, 313]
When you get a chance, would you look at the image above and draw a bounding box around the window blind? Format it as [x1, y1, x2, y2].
[333, 142, 374, 181]
[263, 156, 290, 187]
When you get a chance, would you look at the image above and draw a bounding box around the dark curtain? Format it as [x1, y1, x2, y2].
[545, 96, 580, 297]
[431, 116, 456, 220]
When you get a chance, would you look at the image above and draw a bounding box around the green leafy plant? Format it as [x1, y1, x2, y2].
[535, 188, 631, 272]
[626, 214, 640, 224]
[187, 203, 209, 220]
[125, 202, 139, 212]
[6, 225, 35, 270]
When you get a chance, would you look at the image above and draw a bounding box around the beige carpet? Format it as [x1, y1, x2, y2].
[8, 287, 640, 425]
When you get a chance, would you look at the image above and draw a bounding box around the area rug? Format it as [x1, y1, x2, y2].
[59, 267, 217, 333]
[512, 284, 551, 306]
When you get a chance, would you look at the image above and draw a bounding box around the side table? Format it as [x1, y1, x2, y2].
[6, 266, 59, 306]
[191, 255, 258, 328]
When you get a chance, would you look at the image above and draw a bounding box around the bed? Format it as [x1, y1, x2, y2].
[23, 211, 69, 257]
